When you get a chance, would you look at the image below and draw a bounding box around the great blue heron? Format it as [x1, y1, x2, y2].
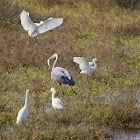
[20, 10, 63, 46]
[16, 89, 30, 125]
[49, 87, 64, 110]
[48, 53, 75, 95]
[73, 57, 99, 76]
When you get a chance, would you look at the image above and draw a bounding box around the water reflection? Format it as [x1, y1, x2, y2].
[137, 91, 140, 107]
[46, 104, 52, 113]
[102, 91, 140, 108]
[112, 129, 140, 140]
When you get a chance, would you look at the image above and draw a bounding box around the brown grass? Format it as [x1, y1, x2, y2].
[0, 0, 140, 139]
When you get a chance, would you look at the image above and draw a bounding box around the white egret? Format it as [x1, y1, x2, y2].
[73, 57, 99, 76]
[16, 89, 30, 125]
[48, 53, 75, 95]
[49, 87, 64, 110]
[20, 10, 63, 46]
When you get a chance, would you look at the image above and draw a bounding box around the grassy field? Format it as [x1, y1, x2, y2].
[0, 0, 140, 139]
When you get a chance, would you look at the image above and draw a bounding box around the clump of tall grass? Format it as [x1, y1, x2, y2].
[103, 92, 140, 128]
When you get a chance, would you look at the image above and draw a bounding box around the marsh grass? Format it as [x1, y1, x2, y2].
[0, 0, 140, 139]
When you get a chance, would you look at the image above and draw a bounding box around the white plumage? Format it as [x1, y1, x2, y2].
[49, 87, 64, 110]
[73, 57, 99, 76]
[20, 10, 63, 37]
[16, 89, 30, 125]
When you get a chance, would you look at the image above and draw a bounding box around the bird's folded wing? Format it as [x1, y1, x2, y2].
[37, 18, 63, 34]
[73, 57, 90, 70]
[62, 69, 72, 80]
[54, 98, 63, 105]
[20, 10, 34, 31]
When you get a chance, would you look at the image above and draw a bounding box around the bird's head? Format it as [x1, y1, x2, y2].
[26, 89, 30, 94]
[49, 53, 58, 59]
[47, 53, 59, 68]
[49, 87, 56, 93]
[93, 58, 99, 62]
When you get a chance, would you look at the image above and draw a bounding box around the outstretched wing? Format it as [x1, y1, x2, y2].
[73, 57, 90, 71]
[37, 18, 63, 34]
[20, 10, 34, 31]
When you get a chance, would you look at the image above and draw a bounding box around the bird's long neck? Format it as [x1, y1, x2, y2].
[52, 91, 56, 101]
[52, 55, 58, 69]
[25, 92, 28, 107]
[93, 60, 97, 70]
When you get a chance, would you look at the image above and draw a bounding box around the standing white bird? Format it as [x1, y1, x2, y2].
[48, 53, 75, 95]
[73, 57, 99, 76]
[49, 87, 64, 110]
[20, 10, 63, 37]
[16, 89, 30, 125]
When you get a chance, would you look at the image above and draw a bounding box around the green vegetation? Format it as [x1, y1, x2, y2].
[0, 0, 140, 139]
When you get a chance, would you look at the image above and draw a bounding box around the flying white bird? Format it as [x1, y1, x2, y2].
[73, 57, 99, 76]
[48, 53, 75, 95]
[16, 89, 30, 125]
[49, 87, 64, 110]
[20, 10, 63, 37]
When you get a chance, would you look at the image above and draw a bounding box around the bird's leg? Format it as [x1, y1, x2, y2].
[59, 83, 64, 95]
[70, 86, 76, 95]
[34, 37, 38, 47]
[93, 73, 95, 79]
[26, 37, 31, 46]
[16, 124, 19, 135]
[86, 75, 89, 81]
[26, 37, 32, 46]
[26, 40, 30, 46]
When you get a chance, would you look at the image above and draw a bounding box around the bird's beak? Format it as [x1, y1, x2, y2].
[48, 91, 51, 93]
[47, 59, 51, 68]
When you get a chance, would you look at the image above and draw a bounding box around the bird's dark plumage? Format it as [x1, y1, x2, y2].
[51, 67, 75, 86]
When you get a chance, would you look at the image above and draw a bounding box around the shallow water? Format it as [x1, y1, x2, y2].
[112, 129, 140, 140]
[46, 104, 52, 113]
[137, 94, 140, 107]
